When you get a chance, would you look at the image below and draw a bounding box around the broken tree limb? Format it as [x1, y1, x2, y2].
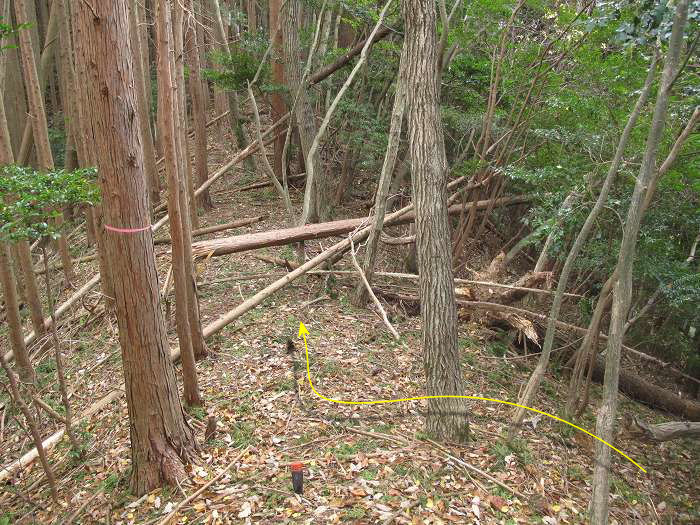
[349, 235, 399, 340]
[627, 417, 700, 441]
[154, 217, 265, 245]
[239, 173, 306, 192]
[191, 195, 532, 258]
[375, 293, 700, 387]
[0, 389, 122, 483]
[309, 25, 394, 85]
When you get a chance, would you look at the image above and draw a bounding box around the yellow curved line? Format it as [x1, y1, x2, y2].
[300, 334, 646, 473]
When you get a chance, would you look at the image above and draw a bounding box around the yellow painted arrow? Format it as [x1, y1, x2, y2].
[297, 322, 645, 473]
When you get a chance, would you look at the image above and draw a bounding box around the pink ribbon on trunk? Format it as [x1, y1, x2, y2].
[104, 224, 152, 234]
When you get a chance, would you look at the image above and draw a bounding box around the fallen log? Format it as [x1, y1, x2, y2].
[591, 358, 700, 421]
[153, 217, 264, 245]
[627, 417, 700, 441]
[0, 389, 122, 483]
[191, 195, 532, 259]
[377, 292, 700, 419]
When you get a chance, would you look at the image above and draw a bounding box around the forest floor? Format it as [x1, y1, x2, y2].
[1, 135, 699, 524]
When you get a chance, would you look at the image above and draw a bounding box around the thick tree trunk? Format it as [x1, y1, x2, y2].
[73, 0, 197, 495]
[157, 0, 202, 407]
[590, 4, 689, 523]
[403, 0, 468, 443]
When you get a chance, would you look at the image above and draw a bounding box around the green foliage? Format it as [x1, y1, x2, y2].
[204, 33, 272, 92]
[0, 165, 99, 242]
[0, 15, 30, 52]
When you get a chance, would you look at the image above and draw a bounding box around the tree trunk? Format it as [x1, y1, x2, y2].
[0, 242, 35, 383]
[283, 0, 325, 223]
[172, 0, 198, 230]
[15, 240, 45, 338]
[172, 0, 208, 362]
[129, 0, 160, 212]
[590, 4, 689, 523]
[73, 0, 197, 495]
[247, 0, 256, 33]
[403, 0, 468, 443]
[15, 0, 75, 286]
[185, 1, 212, 210]
[269, 0, 286, 182]
[16, 0, 59, 165]
[208, 0, 250, 161]
[0, 36, 46, 340]
[352, 43, 408, 306]
[159, 0, 204, 404]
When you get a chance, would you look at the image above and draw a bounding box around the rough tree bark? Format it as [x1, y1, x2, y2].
[590, 3, 688, 522]
[73, 0, 197, 495]
[403, 0, 469, 442]
[157, 0, 202, 407]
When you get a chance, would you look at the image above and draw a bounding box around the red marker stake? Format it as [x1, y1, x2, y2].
[290, 462, 304, 494]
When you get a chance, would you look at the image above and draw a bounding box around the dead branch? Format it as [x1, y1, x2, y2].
[0, 389, 122, 483]
[156, 446, 251, 525]
[349, 235, 399, 340]
[627, 416, 700, 441]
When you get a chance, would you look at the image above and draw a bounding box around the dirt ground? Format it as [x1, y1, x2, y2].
[1, 134, 698, 524]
